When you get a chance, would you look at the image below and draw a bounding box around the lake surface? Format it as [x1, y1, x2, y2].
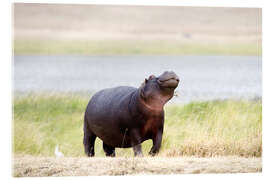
[13, 55, 262, 103]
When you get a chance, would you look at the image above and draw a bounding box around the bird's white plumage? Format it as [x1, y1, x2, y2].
[55, 145, 64, 158]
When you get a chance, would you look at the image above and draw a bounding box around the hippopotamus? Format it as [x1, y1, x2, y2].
[83, 71, 179, 157]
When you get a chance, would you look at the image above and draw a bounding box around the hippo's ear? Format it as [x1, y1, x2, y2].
[148, 75, 156, 80]
[145, 78, 148, 83]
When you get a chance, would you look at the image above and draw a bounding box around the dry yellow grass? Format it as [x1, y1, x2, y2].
[13, 155, 262, 176]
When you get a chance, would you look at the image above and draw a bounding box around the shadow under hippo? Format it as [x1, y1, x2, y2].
[83, 71, 180, 157]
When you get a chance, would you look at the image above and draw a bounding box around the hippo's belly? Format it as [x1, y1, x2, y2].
[89, 121, 134, 148]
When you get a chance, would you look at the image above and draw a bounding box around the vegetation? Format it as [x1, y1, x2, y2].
[13, 94, 262, 157]
[13, 40, 261, 56]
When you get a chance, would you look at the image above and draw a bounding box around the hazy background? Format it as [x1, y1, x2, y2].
[14, 3, 261, 55]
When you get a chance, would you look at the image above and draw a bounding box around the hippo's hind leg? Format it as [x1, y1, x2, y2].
[83, 117, 96, 157]
[103, 142, 115, 157]
[133, 144, 143, 157]
[83, 130, 96, 157]
[129, 129, 143, 157]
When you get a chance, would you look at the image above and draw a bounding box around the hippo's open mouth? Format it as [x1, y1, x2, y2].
[157, 71, 179, 88]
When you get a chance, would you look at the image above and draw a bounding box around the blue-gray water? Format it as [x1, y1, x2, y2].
[13, 55, 261, 103]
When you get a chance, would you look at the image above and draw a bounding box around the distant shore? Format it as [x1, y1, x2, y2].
[13, 4, 261, 55]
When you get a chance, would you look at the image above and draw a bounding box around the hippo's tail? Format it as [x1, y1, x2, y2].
[83, 113, 88, 131]
[83, 113, 89, 145]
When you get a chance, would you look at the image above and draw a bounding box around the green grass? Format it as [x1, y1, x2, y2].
[13, 39, 262, 56]
[13, 94, 262, 157]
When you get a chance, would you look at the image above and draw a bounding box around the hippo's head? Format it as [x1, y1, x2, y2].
[139, 71, 179, 109]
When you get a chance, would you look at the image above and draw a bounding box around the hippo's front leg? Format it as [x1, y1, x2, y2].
[149, 128, 163, 156]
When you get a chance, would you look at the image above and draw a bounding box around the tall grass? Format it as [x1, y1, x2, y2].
[162, 101, 262, 157]
[13, 94, 262, 157]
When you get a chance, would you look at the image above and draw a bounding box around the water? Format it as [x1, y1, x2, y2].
[13, 55, 262, 103]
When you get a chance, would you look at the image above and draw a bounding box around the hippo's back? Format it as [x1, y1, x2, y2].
[86, 86, 136, 116]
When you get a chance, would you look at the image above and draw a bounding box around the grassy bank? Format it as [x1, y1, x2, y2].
[13, 40, 261, 56]
[13, 94, 262, 157]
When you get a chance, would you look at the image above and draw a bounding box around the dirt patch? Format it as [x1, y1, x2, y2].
[13, 155, 262, 176]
